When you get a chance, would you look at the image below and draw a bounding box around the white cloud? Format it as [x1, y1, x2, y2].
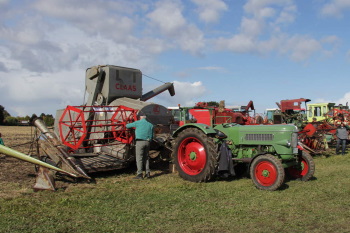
[314, 92, 350, 107]
[214, 0, 297, 55]
[321, 0, 350, 17]
[213, 0, 339, 61]
[275, 4, 297, 24]
[153, 81, 208, 108]
[244, 0, 294, 18]
[337, 92, 350, 106]
[241, 17, 265, 37]
[284, 36, 322, 61]
[191, 0, 228, 23]
[33, 0, 135, 41]
[0, 69, 85, 116]
[215, 34, 256, 53]
[147, 0, 205, 55]
[198, 66, 225, 71]
[147, 1, 186, 36]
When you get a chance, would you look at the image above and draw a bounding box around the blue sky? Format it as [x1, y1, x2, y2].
[1, 0, 350, 117]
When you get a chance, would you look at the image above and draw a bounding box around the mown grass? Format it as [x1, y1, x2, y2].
[1, 151, 350, 233]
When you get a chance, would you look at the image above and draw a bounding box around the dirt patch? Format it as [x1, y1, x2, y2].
[0, 126, 39, 197]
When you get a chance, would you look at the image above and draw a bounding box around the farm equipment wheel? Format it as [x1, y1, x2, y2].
[250, 154, 285, 191]
[286, 151, 315, 181]
[173, 128, 217, 182]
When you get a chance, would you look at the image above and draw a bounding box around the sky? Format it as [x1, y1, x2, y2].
[1, 0, 350, 117]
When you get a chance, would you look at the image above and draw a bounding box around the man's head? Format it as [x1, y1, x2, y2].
[338, 121, 345, 127]
[138, 112, 147, 120]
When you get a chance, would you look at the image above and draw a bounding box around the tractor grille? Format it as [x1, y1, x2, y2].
[245, 134, 274, 141]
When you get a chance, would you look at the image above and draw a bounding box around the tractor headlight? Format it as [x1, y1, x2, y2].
[286, 141, 291, 147]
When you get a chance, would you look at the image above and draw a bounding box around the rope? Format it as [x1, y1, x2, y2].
[142, 73, 166, 84]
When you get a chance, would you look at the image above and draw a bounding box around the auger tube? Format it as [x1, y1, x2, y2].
[0, 144, 79, 177]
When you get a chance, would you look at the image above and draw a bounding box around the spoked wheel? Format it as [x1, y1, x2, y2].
[250, 154, 285, 191]
[173, 128, 217, 182]
[59, 106, 87, 150]
[286, 151, 315, 181]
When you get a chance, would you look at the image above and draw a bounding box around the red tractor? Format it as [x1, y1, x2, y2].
[171, 100, 262, 127]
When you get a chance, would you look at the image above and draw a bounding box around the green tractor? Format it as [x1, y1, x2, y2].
[172, 123, 315, 191]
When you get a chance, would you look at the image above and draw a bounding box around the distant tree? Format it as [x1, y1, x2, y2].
[206, 101, 220, 107]
[0, 105, 4, 125]
[5, 116, 18, 126]
[43, 114, 55, 126]
[0, 105, 11, 125]
[30, 114, 38, 123]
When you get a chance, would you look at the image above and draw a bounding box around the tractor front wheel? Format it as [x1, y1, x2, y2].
[286, 151, 315, 181]
[173, 128, 217, 182]
[250, 154, 285, 191]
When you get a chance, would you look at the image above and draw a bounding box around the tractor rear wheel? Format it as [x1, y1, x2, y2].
[286, 151, 315, 181]
[250, 154, 285, 191]
[173, 128, 217, 182]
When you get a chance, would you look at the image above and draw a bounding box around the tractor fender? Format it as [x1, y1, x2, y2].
[172, 123, 217, 138]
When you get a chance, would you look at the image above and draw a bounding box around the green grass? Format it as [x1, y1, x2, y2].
[1, 153, 350, 233]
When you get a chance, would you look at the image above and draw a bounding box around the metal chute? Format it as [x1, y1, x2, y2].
[0, 144, 79, 177]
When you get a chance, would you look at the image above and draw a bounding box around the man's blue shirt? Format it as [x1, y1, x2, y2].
[126, 118, 154, 140]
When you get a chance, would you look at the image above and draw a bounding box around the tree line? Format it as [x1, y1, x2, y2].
[0, 105, 54, 126]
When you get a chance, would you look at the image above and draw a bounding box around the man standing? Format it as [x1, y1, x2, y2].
[126, 112, 154, 179]
[336, 122, 349, 155]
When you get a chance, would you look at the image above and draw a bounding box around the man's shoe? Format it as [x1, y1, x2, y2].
[145, 172, 151, 179]
[133, 174, 143, 180]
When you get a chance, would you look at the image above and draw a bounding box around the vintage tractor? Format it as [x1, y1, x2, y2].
[299, 102, 350, 153]
[171, 122, 315, 191]
[271, 98, 311, 127]
[265, 98, 329, 154]
[169, 100, 262, 127]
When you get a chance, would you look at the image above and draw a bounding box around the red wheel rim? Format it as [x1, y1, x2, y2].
[177, 137, 206, 175]
[254, 161, 277, 186]
[288, 158, 309, 178]
[59, 106, 87, 150]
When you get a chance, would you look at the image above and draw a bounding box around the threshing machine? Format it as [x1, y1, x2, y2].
[2, 65, 175, 190]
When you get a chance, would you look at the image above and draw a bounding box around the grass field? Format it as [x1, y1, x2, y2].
[1, 126, 350, 232]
